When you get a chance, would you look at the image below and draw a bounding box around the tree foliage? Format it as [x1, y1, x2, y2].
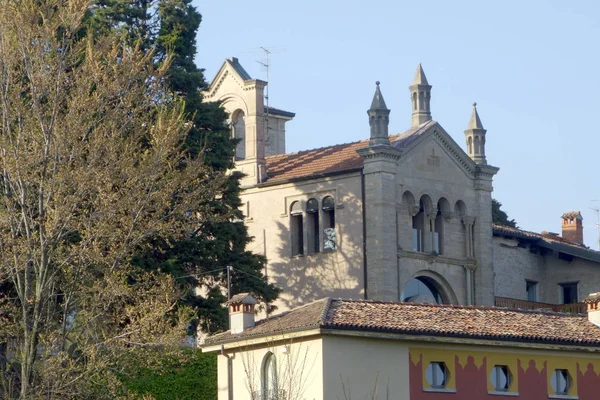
[492, 199, 517, 228]
[85, 0, 280, 335]
[0, 0, 229, 397]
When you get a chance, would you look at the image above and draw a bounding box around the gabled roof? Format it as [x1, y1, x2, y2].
[203, 298, 600, 348]
[493, 224, 600, 263]
[263, 121, 440, 185]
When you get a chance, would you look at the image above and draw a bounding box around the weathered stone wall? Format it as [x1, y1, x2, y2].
[492, 237, 546, 301]
[241, 172, 364, 313]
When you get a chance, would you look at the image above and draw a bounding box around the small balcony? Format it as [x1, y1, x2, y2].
[494, 297, 586, 314]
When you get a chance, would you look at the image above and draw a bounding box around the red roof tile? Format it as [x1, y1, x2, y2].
[263, 121, 435, 184]
[204, 298, 600, 347]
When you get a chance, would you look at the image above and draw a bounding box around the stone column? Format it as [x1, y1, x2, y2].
[357, 145, 401, 301]
[464, 265, 476, 305]
[472, 165, 499, 305]
[462, 216, 475, 259]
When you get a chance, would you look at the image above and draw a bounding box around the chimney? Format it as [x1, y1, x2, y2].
[585, 292, 600, 327]
[561, 211, 583, 244]
[227, 293, 257, 334]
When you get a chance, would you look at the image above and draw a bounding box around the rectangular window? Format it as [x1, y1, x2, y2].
[526, 280, 538, 302]
[412, 229, 422, 252]
[560, 282, 578, 304]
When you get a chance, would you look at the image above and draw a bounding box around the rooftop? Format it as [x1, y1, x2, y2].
[204, 298, 600, 348]
[493, 224, 600, 263]
[263, 121, 435, 184]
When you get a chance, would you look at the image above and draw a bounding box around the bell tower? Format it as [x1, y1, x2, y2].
[409, 64, 432, 127]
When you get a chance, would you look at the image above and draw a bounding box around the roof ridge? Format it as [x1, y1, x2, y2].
[318, 298, 333, 325]
[334, 298, 584, 317]
[265, 133, 405, 161]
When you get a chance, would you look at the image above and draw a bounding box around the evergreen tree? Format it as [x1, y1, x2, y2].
[492, 199, 517, 228]
[85, 0, 279, 333]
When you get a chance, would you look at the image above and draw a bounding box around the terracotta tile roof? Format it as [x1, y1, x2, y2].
[263, 121, 434, 184]
[493, 224, 592, 247]
[203, 298, 600, 348]
[204, 298, 329, 345]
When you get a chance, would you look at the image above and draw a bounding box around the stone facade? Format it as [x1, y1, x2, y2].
[204, 59, 600, 313]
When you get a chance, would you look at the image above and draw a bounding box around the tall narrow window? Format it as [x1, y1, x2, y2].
[560, 282, 578, 304]
[322, 196, 336, 250]
[232, 110, 246, 160]
[412, 206, 425, 252]
[434, 212, 443, 254]
[526, 280, 538, 302]
[306, 199, 319, 254]
[262, 353, 278, 400]
[290, 201, 303, 256]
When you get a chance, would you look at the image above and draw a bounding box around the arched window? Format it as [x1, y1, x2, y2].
[412, 196, 432, 252]
[262, 352, 278, 400]
[322, 196, 336, 250]
[232, 110, 246, 160]
[290, 201, 303, 256]
[306, 199, 319, 254]
[401, 276, 447, 304]
[474, 136, 480, 155]
[467, 136, 472, 154]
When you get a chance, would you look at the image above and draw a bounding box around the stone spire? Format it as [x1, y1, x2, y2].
[409, 64, 432, 127]
[368, 81, 391, 146]
[464, 102, 487, 164]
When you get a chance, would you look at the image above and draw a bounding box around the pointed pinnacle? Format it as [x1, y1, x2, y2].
[411, 63, 429, 86]
[467, 102, 484, 130]
[370, 81, 388, 110]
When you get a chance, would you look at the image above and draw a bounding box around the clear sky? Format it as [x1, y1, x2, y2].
[193, 0, 600, 248]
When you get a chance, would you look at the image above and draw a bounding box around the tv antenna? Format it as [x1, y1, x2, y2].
[590, 200, 600, 250]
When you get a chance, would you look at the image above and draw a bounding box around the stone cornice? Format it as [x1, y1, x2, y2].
[357, 144, 402, 161]
[398, 249, 476, 267]
[475, 164, 500, 179]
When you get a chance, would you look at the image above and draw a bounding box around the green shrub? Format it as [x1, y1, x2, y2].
[123, 349, 217, 400]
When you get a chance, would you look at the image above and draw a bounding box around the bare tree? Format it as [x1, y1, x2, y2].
[0, 0, 225, 398]
[240, 339, 316, 400]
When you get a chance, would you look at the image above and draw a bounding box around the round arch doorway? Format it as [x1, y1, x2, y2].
[401, 276, 449, 304]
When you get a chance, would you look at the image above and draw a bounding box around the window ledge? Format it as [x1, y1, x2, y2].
[548, 395, 578, 400]
[489, 391, 519, 397]
[423, 388, 456, 393]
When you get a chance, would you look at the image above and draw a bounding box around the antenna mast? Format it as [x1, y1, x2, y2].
[256, 47, 271, 133]
[591, 200, 600, 250]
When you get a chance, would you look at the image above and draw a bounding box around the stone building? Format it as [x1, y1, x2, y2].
[204, 58, 600, 313]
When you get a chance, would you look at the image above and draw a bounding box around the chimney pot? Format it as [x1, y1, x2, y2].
[585, 292, 600, 327]
[227, 293, 257, 334]
[561, 211, 583, 244]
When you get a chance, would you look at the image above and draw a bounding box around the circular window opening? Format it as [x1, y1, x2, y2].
[425, 362, 448, 389]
